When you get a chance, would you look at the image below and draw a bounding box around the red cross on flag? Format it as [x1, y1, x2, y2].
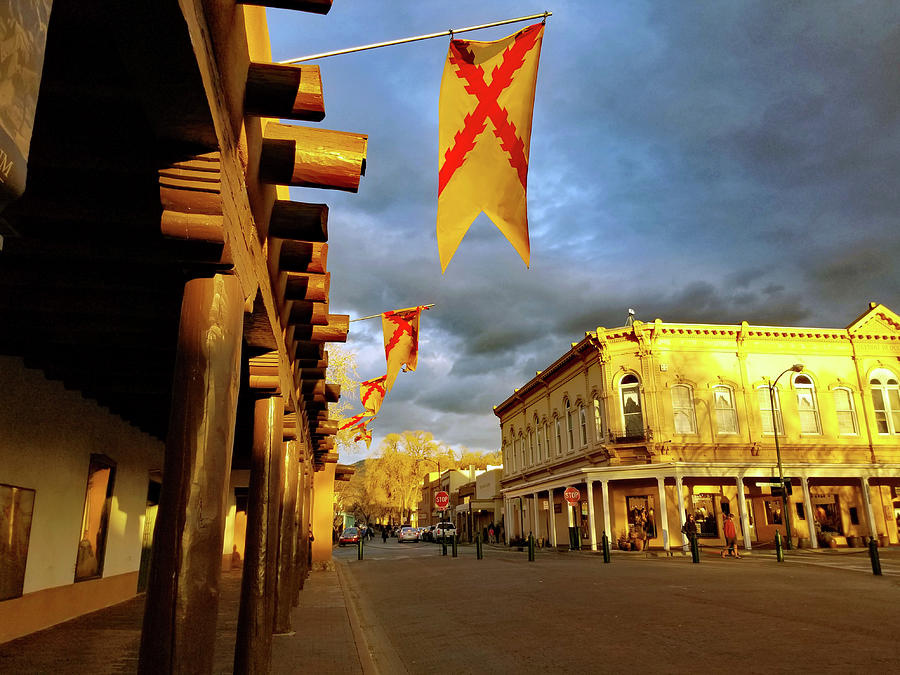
[339, 411, 372, 431]
[353, 423, 373, 450]
[437, 23, 545, 272]
[382, 306, 426, 392]
[360, 375, 387, 415]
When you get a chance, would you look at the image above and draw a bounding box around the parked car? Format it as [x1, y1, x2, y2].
[420, 525, 434, 542]
[398, 526, 419, 543]
[433, 522, 457, 541]
[338, 527, 360, 546]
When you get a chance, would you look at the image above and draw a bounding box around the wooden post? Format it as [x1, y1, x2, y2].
[138, 274, 243, 675]
[274, 440, 300, 633]
[311, 462, 337, 564]
[234, 396, 285, 674]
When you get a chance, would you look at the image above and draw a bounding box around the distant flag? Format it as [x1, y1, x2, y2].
[353, 421, 373, 450]
[382, 306, 427, 391]
[339, 411, 372, 431]
[361, 375, 387, 415]
[436, 22, 545, 271]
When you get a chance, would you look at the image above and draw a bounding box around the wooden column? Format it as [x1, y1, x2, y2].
[311, 462, 337, 563]
[295, 454, 311, 597]
[234, 396, 285, 674]
[274, 440, 300, 633]
[138, 274, 243, 674]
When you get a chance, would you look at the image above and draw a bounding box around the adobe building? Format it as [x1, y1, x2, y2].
[494, 303, 900, 553]
[0, 1, 362, 671]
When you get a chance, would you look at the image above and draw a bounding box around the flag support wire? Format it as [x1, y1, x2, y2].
[349, 304, 435, 323]
[279, 11, 551, 65]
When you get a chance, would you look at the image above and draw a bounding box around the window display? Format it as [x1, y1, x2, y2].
[691, 493, 718, 538]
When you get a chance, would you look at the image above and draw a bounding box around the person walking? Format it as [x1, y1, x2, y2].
[721, 513, 740, 558]
[381, 526, 388, 543]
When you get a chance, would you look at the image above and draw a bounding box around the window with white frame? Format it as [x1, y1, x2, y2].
[832, 388, 858, 435]
[504, 438, 514, 473]
[528, 428, 535, 465]
[579, 404, 588, 446]
[713, 385, 738, 435]
[534, 416, 542, 462]
[543, 421, 551, 460]
[593, 397, 604, 441]
[671, 384, 697, 434]
[565, 399, 576, 451]
[620, 374, 644, 437]
[519, 436, 526, 469]
[793, 374, 821, 435]
[758, 385, 783, 435]
[555, 417, 562, 456]
[870, 369, 900, 435]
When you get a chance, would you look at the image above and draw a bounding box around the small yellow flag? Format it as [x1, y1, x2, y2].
[437, 23, 545, 272]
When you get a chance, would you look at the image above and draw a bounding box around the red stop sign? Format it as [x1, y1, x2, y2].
[435, 491, 450, 511]
[564, 487, 581, 505]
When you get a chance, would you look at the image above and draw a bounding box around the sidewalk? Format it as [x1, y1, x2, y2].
[0, 565, 369, 674]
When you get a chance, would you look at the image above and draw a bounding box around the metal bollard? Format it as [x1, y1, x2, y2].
[601, 531, 611, 563]
[869, 537, 882, 576]
[690, 533, 700, 563]
[452, 534, 458, 558]
[528, 533, 536, 562]
[775, 530, 784, 563]
[476, 533, 483, 560]
[357, 536, 364, 561]
[441, 534, 447, 556]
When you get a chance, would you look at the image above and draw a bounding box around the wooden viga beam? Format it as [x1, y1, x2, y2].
[159, 153, 226, 246]
[283, 412, 299, 439]
[260, 122, 367, 193]
[238, 0, 331, 16]
[279, 241, 327, 274]
[292, 315, 349, 344]
[270, 201, 328, 243]
[245, 64, 325, 122]
[310, 419, 338, 436]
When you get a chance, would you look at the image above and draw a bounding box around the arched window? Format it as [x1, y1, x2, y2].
[620, 374, 644, 437]
[565, 399, 576, 451]
[555, 417, 562, 456]
[528, 428, 535, 465]
[519, 435, 526, 469]
[504, 437, 514, 473]
[579, 404, 588, 446]
[758, 385, 783, 435]
[543, 420, 551, 461]
[870, 370, 900, 435]
[593, 396, 604, 441]
[671, 384, 697, 434]
[713, 385, 738, 435]
[534, 415, 542, 462]
[832, 388, 858, 436]
[794, 374, 821, 435]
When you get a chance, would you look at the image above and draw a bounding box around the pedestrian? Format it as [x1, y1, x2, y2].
[722, 513, 740, 558]
[488, 524, 495, 544]
[681, 514, 696, 550]
[381, 526, 388, 543]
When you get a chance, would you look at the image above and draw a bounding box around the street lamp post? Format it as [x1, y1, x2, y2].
[768, 363, 804, 551]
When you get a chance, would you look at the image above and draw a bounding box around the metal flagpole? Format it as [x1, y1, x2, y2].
[279, 11, 552, 64]
[349, 303, 435, 323]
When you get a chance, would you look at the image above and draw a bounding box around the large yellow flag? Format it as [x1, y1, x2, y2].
[360, 375, 387, 415]
[437, 23, 545, 272]
[382, 306, 425, 391]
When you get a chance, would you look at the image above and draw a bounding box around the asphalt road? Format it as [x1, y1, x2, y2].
[338, 540, 900, 674]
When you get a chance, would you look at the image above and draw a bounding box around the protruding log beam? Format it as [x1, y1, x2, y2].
[161, 210, 224, 244]
[279, 241, 327, 274]
[159, 153, 222, 216]
[298, 367, 326, 380]
[324, 383, 340, 403]
[239, 0, 332, 15]
[294, 342, 324, 362]
[287, 300, 328, 326]
[317, 438, 335, 452]
[260, 122, 367, 193]
[269, 201, 328, 242]
[320, 451, 339, 463]
[293, 314, 349, 343]
[284, 271, 329, 303]
[246, 63, 325, 122]
[300, 379, 325, 397]
[249, 375, 281, 391]
[313, 419, 338, 435]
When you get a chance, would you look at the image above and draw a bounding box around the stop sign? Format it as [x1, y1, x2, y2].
[435, 491, 450, 511]
[564, 487, 581, 505]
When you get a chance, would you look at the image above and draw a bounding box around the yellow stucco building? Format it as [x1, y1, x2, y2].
[494, 303, 900, 553]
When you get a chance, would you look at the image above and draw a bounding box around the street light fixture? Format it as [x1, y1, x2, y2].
[768, 363, 804, 550]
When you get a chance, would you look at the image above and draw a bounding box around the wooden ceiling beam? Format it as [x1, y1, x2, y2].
[245, 63, 325, 121]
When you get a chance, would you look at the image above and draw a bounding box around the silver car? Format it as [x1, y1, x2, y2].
[397, 526, 419, 543]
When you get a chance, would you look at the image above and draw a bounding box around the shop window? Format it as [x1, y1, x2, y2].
[0, 484, 36, 601]
[75, 455, 117, 581]
[795, 502, 805, 520]
[812, 495, 843, 535]
[869, 370, 900, 435]
[671, 384, 697, 434]
[713, 385, 738, 435]
[849, 507, 860, 525]
[690, 494, 718, 538]
[620, 374, 644, 437]
[794, 375, 821, 435]
[626, 495, 657, 538]
[757, 385, 783, 435]
[832, 388, 858, 435]
[764, 499, 784, 525]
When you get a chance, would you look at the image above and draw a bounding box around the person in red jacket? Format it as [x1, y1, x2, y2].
[721, 513, 740, 558]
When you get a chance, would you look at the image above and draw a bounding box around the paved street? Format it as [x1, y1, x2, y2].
[339, 539, 900, 674]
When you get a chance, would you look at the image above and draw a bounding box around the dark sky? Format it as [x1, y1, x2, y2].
[268, 2, 900, 463]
